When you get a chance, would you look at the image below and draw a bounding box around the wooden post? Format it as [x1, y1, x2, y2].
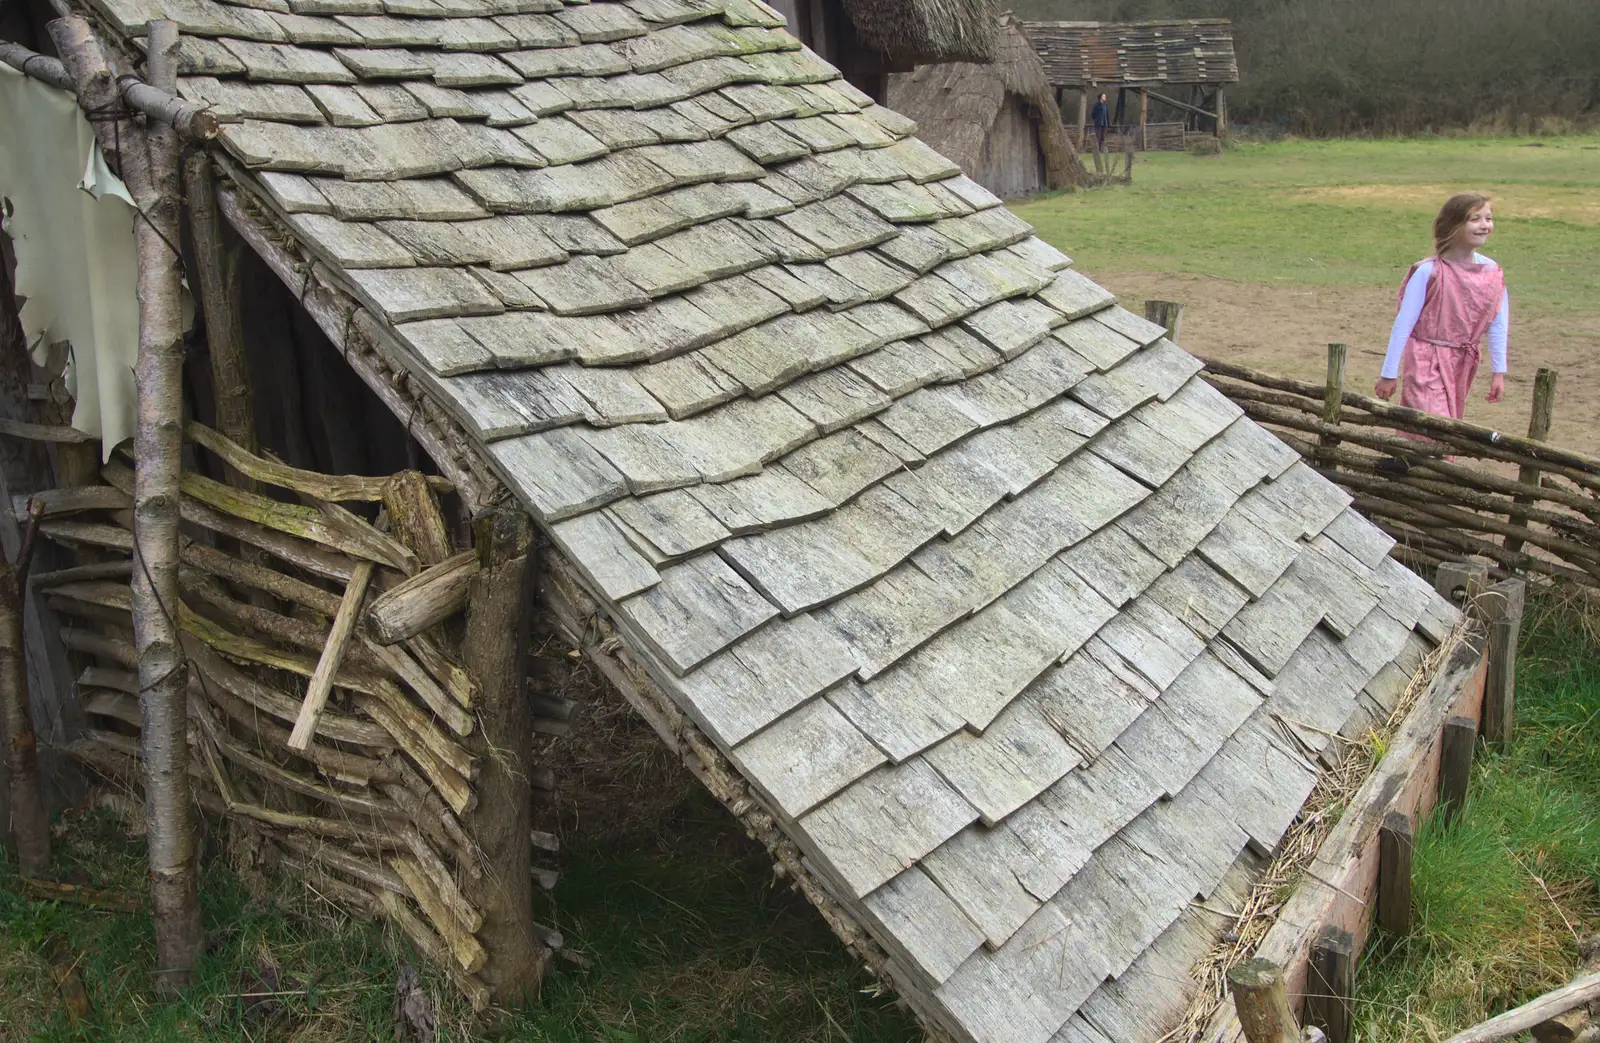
[1319, 344, 1347, 465]
[182, 151, 256, 486]
[1439, 715, 1476, 826]
[1434, 560, 1489, 609]
[1076, 89, 1088, 151]
[1144, 300, 1184, 342]
[1478, 576, 1524, 750]
[1228, 958, 1301, 1043]
[51, 14, 205, 985]
[461, 507, 549, 1004]
[1139, 87, 1149, 150]
[1377, 811, 1413, 937]
[1306, 927, 1355, 1043]
[0, 558, 49, 875]
[1483, 616, 1517, 750]
[1505, 368, 1556, 556]
[1217, 85, 1228, 136]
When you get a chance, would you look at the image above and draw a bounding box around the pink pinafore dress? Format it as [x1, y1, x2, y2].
[1396, 256, 1505, 425]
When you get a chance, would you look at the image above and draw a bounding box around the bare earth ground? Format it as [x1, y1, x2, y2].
[1082, 271, 1600, 454]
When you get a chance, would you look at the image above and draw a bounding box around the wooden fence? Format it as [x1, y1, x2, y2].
[18, 423, 557, 1006]
[1192, 342, 1600, 590]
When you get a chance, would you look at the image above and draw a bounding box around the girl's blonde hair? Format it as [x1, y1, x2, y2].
[1434, 192, 1492, 254]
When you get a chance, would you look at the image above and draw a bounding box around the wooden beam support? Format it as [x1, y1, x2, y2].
[1439, 715, 1475, 826]
[1376, 811, 1413, 937]
[0, 39, 219, 140]
[0, 557, 49, 875]
[462, 507, 549, 1004]
[50, 13, 206, 986]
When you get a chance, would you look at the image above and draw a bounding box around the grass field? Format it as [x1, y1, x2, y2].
[1013, 136, 1600, 316]
[1015, 136, 1600, 451]
[1351, 598, 1600, 1041]
[3, 137, 1599, 1042]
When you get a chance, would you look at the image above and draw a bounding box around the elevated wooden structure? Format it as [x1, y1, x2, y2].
[1021, 19, 1238, 151]
[0, 1, 1466, 1038]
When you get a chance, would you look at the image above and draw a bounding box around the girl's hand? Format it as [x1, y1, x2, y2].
[1487, 372, 1505, 403]
[1374, 377, 1398, 400]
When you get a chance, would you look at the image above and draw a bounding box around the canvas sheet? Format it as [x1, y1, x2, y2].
[0, 59, 139, 458]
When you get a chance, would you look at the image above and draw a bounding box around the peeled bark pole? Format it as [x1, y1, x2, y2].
[461, 508, 548, 1003]
[50, 15, 204, 984]
[0, 559, 50, 875]
[0, 39, 219, 139]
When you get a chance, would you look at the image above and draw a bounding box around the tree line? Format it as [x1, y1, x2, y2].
[1009, 0, 1600, 135]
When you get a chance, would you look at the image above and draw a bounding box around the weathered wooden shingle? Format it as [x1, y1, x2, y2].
[176, 10, 1472, 1039]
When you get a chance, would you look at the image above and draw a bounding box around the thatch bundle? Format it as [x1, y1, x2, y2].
[841, 0, 1000, 65]
[887, 15, 1085, 192]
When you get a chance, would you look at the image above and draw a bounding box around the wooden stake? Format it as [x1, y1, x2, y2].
[1439, 715, 1476, 826]
[182, 152, 256, 489]
[1483, 616, 1517, 749]
[0, 559, 49, 875]
[1228, 958, 1301, 1043]
[1377, 811, 1413, 937]
[1434, 561, 1489, 609]
[1144, 300, 1184, 342]
[462, 507, 548, 1004]
[289, 560, 373, 751]
[49, 14, 204, 985]
[1506, 368, 1557, 556]
[1306, 926, 1354, 1043]
[1319, 344, 1346, 465]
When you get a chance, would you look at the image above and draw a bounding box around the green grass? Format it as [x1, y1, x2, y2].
[1011, 137, 1600, 318]
[1352, 594, 1600, 1041]
[0, 705, 918, 1043]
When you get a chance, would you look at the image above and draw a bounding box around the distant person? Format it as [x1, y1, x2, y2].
[1091, 92, 1110, 150]
[1373, 192, 1508, 468]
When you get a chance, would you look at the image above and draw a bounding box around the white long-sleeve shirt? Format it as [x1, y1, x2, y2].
[1381, 253, 1509, 379]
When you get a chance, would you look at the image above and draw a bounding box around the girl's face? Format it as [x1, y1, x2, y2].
[1462, 205, 1494, 248]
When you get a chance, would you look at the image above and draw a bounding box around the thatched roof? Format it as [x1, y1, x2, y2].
[887, 16, 1083, 193]
[1021, 19, 1240, 88]
[843, 0, 1000, 65]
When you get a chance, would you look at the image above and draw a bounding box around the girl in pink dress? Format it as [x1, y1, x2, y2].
[1373, 192, 1509, 429]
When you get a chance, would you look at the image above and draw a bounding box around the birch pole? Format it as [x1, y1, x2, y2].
[133, 19, 202, 988]
[49, 14, 203, 984]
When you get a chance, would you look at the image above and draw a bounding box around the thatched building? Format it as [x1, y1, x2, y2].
[887, 15, 1082, 198]
[1021, 19, 1239, 150]
[767, 0, 999, 102]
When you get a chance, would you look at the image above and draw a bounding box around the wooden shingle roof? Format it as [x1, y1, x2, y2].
[1019, 19, 1240, 88]
[91, 0, 1454, 1036]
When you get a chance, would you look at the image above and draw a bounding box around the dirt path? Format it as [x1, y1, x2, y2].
[1087, 270, 1600, 456]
